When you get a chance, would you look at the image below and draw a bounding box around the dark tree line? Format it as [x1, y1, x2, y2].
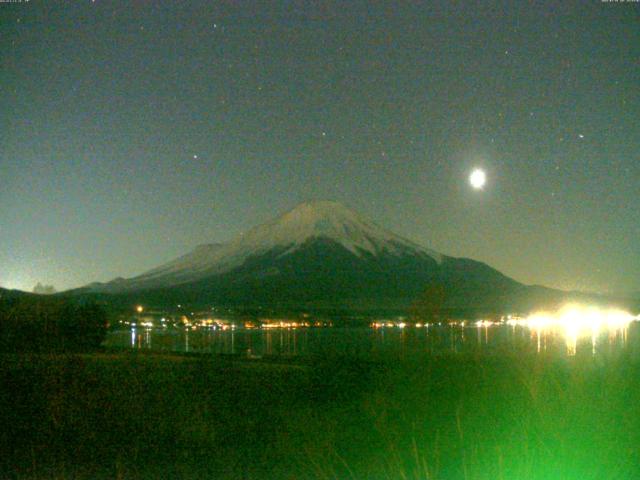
[0, 297, 108, 352]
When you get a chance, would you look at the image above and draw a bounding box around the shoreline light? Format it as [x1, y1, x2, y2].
[518, 305, 636, 332]
[510, 304, 637, 355]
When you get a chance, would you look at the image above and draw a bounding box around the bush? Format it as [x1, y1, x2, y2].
[0, 298, 108, 352]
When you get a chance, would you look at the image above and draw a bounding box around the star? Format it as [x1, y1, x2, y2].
[193, 155, 198, 159]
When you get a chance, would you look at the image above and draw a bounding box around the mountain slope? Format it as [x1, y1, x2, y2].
[0, 288, 34, 301]
[89, 201, 444, 294]
[135, 238, 523, 310]
[79, 201, 546, 313]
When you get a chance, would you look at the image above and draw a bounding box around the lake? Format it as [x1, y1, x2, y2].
[104, 320, 640, 359]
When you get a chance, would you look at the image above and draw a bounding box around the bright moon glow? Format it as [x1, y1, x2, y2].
[469, 169, 486, 189]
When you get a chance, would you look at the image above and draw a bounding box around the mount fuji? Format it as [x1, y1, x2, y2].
[80, 201, 569, 313]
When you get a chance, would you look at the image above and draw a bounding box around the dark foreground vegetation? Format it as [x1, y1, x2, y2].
[0, 297, 107, 353]
[1, 347, 639, 479]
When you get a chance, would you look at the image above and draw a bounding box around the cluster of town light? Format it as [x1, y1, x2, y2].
[508, 304, 636, 332]
[128, 306, 332, 330]
[130, 304, 637, 341]
[261, 321, 310, 329]
[371, 319, 493, 328]
[506, 304, 638, 355]
[370, 305, 638, 330]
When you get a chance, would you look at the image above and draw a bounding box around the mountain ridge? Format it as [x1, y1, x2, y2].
[71, 201, 634, 314]
[87, 201, 445, 294]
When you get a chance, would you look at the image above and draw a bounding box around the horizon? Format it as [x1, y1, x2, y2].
[1, 198, 637, 298]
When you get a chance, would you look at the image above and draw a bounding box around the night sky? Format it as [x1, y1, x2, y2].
[1, 1, 638, 295]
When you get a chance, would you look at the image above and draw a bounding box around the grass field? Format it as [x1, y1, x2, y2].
[1, 348, 638, 479]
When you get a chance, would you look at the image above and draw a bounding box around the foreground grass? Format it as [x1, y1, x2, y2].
[0, 349, 639, 479]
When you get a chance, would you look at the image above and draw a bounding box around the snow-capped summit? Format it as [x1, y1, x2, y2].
[233, 200, 443, 260]
[90, 201, 444, 292]
[77, 200, 536, 312]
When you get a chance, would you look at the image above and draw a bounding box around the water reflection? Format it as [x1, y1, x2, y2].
[113, 314, 639, 358]
[130, 327, 153, 349]
[510, 305, 635, 356]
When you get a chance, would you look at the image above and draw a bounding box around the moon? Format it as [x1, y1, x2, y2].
[469, 168, 486, 190]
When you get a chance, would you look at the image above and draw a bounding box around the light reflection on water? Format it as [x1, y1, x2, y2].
[106, 321, 639, 358]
